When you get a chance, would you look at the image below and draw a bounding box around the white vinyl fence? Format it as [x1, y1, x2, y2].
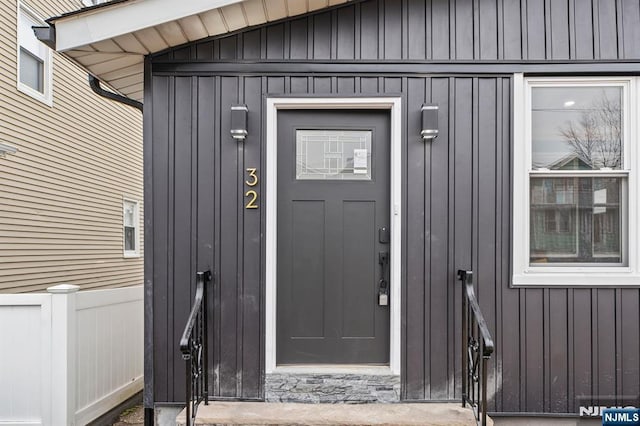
[0, 285, 143, 426]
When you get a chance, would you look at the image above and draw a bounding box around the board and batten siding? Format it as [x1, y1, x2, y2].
[154, 0, 640, 62]
[146, 0, 640, 415]
[0, 0, 143, 293]
[147, 74, 263, 403]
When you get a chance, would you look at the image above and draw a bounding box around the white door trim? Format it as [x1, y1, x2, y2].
[265, 97, 402, 375]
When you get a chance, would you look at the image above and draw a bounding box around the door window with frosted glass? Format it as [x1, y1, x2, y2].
[296, 130, 372, 180]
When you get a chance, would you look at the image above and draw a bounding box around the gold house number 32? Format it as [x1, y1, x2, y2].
[245, 168, 259, 209]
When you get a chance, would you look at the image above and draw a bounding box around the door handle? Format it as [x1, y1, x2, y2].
[378, 251, 389, 306]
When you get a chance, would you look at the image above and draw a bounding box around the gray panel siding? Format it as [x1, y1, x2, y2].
[146, 0, 640, 413]
[149, 73, 640, 412]
[242, 76, 264, 398]
[171, 76, 194, 403]
[404, 76, 427, 399]
[218, 76, 241, 398]
[621, 290, 640, 400]
[157, 0, 640, 62]
[151, 75, 169, 403]
[621, 0, 640, 58]
[149, 74, 266, 401]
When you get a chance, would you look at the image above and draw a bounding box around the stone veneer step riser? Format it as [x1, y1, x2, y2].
[265, 373, 401, 404]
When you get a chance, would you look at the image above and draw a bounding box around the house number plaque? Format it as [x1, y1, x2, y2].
[245, 168, 259, 209]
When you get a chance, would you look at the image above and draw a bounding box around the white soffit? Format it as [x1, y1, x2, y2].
[51, 0, 349, 103]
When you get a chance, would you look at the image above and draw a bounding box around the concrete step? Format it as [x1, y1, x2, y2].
[176, 401, 492, 425]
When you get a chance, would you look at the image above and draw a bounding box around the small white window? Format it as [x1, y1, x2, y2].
[17, 3, 52, 105]
[123, 199, 140, 258]
[513, 75, 639, 286]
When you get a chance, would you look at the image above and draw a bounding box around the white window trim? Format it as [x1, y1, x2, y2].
[513, 74, 640, 286]
[16, 2, 53, 106]
[123, 199, 140, 258]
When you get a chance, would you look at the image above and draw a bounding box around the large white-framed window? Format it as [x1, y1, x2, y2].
[513, 74, 639, 286]
[17, 2, 52, 105]
[123, 199, 140, 258]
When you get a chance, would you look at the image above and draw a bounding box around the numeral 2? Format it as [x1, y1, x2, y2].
[245, 190, 258, 209]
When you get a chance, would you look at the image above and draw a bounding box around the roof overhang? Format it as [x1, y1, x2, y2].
[44, 0, 350, 103]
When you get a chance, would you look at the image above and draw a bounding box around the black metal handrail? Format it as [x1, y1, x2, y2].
[180, 270, 211, 426]
[457, 270, 494, 426]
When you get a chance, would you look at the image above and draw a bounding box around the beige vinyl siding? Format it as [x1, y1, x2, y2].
[0, 0, 143, 293]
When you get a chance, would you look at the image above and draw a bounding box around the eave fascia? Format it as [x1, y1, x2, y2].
[51, 0, 244, 52]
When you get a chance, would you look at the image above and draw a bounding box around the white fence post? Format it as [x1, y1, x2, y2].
[48, 284, 80, 426]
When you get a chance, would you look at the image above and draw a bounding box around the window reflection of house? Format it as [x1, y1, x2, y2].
[530, 172, 621, 263]
[548, 153, 593, 171]
[544, 209, 572, 233]
[531, 178, 578, 258]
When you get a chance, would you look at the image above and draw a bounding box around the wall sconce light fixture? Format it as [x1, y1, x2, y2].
[230, 105, 248, 141]
[421, 104, 439, 141]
